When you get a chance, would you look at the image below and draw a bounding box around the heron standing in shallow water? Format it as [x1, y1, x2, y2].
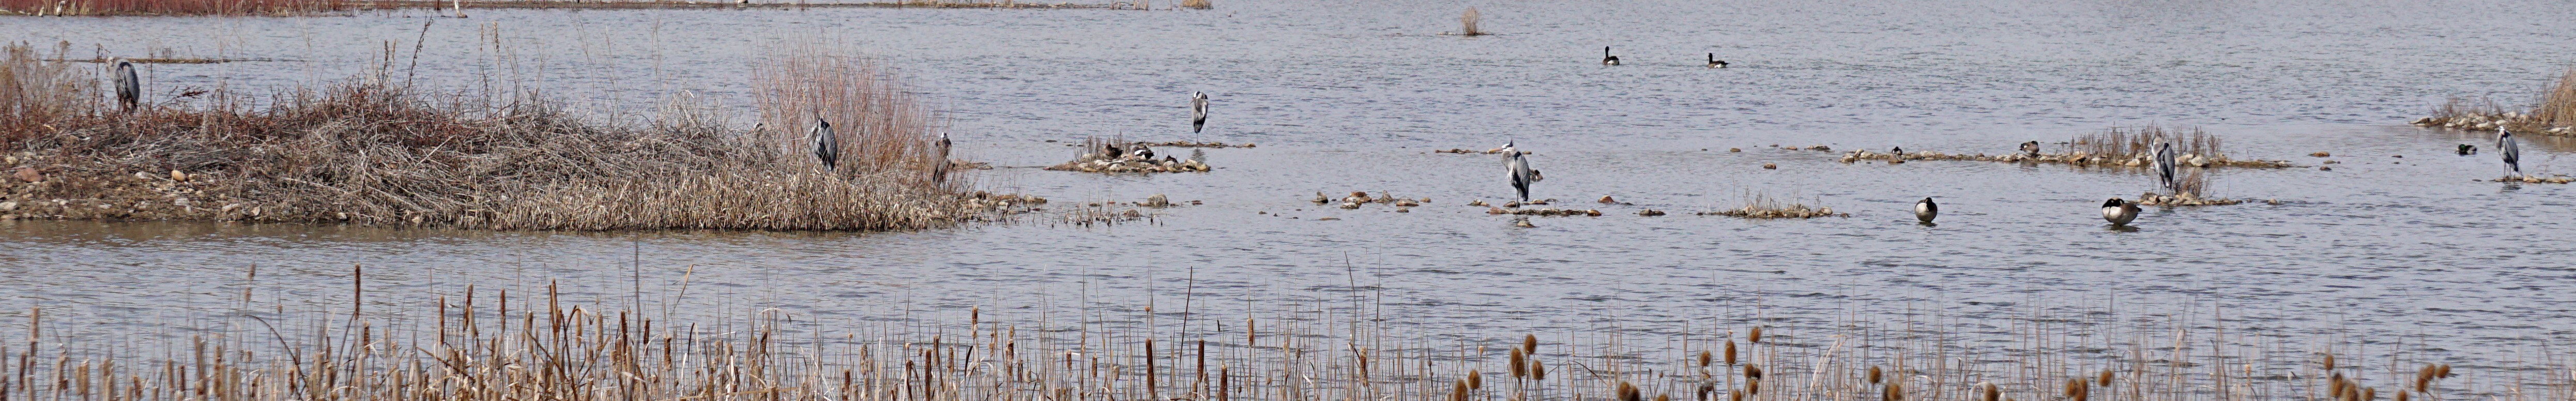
[1190, 92, 1209, 136]
[1914, 197, 1937, 224]
[812, 117, 839, 171]
[1502, 141, 1538, 202]
[2152, 141, 2178, 195]
[113, 59, 140, 113]
[2498, 128, 2522, 179]
[2101, 198, 2139, 226]
[933, 132, 952, 185]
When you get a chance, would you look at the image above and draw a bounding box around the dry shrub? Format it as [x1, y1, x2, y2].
[1179, 0, 1207, 9]
[750, 38, 955, 191]
[2537, 67, 2576, 128]
[1698, 191, 1842, 219]
[1459, 7, 1483, 36]
[0, 42, 96, 139]
[1, 0, 343, 16]
[2070, 125, 2223, 161]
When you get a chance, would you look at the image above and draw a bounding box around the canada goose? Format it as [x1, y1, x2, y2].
[1891, 146, 1903, 156]
[2457, 144, 2477, 155]
[1914, 197, 1937, 224]
[1601, 47, 1621, 66]
[1503, 141, 1537, 202]
[113, 60, 139, 113]
[811, 117, 839, 171]
[1130, 144, 1155, 159]
[2019, 141, 2040, 157]
[2101, 198, 2139, 226]
[1190, 92, 1209, 134]
[1706, 53, 1728, 68]
[2499, 129, 2522, 178]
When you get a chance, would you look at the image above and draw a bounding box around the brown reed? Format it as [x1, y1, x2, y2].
[1177, 0, 1207, 9]
[2539, 68, 2576, 128]
[1459, 8, 1484, 36]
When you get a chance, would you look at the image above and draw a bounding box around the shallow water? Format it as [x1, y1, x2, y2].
[5, 0, 2576, 381]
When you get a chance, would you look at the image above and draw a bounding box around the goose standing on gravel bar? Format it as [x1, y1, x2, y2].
[2101, 198, 2139, 226]
[1914, 197, 1938, 224]
[1601, 47, 1621, 66]
[2152, 141, 2178, 194]
[1706, 53, 1728, 68]
[2498, 128, 2521, 178]
[1191, 92, 1209, 135]
[2020, 141, 2041, 157]
[812, 117, 839, 171]
[1503, 141, 1538, 202]
[113, 59, 140, 113]
[1130, 144, 1155, 159]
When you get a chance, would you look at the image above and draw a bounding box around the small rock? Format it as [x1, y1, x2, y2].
[1393, 199, 1420, 207]
[1637, 209, 1666, 216]
[2319, 166, 2332, 171]
[1468, 200, 1488, 206]
[1317, 217, 1341, 221]
[1729, 148, 1742, 152]
[1762, 163, 1778, 170]
[170, 170, 189, 182]
[1887, 159, 1903, 165]
[1144, 194, 1170, 207]
[1395, 207, 1410, 213]
[2324, 160, 2340, 164]
[1311, 192, 1330, 204]
[1486, 207, 1506, 215]
[2310, 152, 2330, 157]
[0, 201, 14, 211]
[1511, 219, 1536, 228]
[2390, 155, 2402, 158]
[12, 167, 39, 183]
[1338, 202, 1361, 210]
[1598, 196, 1617, 204]
[1120, 210, 1144, 218]
[1584, 210, 1602, 216]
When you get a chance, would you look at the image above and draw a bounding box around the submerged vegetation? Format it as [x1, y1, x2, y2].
[2418, 67, 2576, 136]
[0, 42, 1009, 231]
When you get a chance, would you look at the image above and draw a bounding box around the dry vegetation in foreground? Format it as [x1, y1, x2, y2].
[0, 42, 1018, 231]
[2, 279, 2564, 401]
[1696, 192, 1843, 219]
[2417, 67, 2576, 136]
[0, 0, 341, 16]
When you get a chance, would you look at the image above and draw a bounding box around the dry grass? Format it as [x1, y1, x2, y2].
[1178, 0, 1206, 10]
[2070, 125, 2223, 161]
[1459, 8, 1483, 36]
[1, 0, 343, 16]
[1697, 192, 1843, 219]
[2420, 67, 2576, 136]
[0, 41, 998, 231]
[2, 282, 2563, 401]
[2536, 68, 2576, 129]
[0, 42, 95, 136]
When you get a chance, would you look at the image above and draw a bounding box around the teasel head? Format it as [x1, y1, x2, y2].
[1524, 334, 1539, 355]
[1747, 378, 1761, 395]
[2436, 364, 2451, 378]
[1510, 349, 1528, 379]
[2097, 369, 2113, 387]
[1656, 394, 1670, 401]
[1532, 359, 1547, 381]
[1882, 383, 1903, 401]
[1750, 326, 1764, 344]
[2364, 387, 2377, 401]
[2415, 364, 2434, 393]
[2063, 378, 2088, 401]
[1730, 390, 1744, 401]
[1617, 381, 1641, 401]
[2326, 353, 2338, 372]
[2397, 391, 2411, 401]
[1453, 379, 1471, 401]
[1745, 364, 1763, 380]
[1867, 366, 1883, 384]
[1699, 350, 1713, 367]
[2330, 376, 2349, 398]
[1725, 340, 1739, 365]
[1470, 369, 1484, 390]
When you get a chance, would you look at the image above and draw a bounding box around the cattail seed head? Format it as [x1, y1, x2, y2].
[1510, 349, 1528, 379]
[1469, 370, 1483, 390]
[1883, 383, 1902, 401]
[2364, 387, 2377, 401]
[1725, 341, 1739, 365]
[1697, 384, 1715, 401]
[1747, 379, 1761, 395]
[1454, 379, 1470, 401]
[2436, 364, 2451, 378]
[1731, 390, 1744, 401]
[1867, 366, 1883, 384]
[2326, 354, 2338, 372]
[1524, 334, 1539, 355]
[1617, 381, 1640, 401]
[2397, 391, 2411, 401]
[1532, 359, 1547, 381]
[1981, 383, 2000, 401]
[2098, 370, 2113, 387]
[1699, 350, 1713, 367]
[1656, 394, 1670, 401]
[1745, 364, 1762, 379]
[1750, 326, 1764, 344]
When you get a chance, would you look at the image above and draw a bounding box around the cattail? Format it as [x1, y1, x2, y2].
[1699, 350, 1712, 367]
[2364, 387, 2377, 401]
[2436, 364, 2451, 378]
[1454, 379, 1471, 401]
[2396, 391, 2410, 401]
[1867, 366, 1883, 384]
[1745, 364, 1762, 380]
[1883, 383, 1902, 401]
[1656, 394, 1670, 401]
[1747, 379, 1761, 395]
[1981, 383, 2000, 401]
[1510, 349, 1528, 379]
[2325, 354, 2338, 371]
[1696, 384, 1715, 401]
[2098, 370, 2113, 387]
[1730, 390, 1744, 401]
[1750, 326, 1763, 344]
[1617, 381, 1641, 401]
[1524, 334, 1539, 355]
[1470, 370, 1484, 390]
[2331, 377, 2349, 398]
[1725, 340, 1739, 365]
[1532, 359, 1547, 380]
[2064, 378, 2088, 401]
[2415, 365, 2434, 393]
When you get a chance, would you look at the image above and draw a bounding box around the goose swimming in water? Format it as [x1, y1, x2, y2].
[2498, 128, 2522, 179]
[2019, 141, 2040, 157]
[2101, 198, 2139, 226]
[1601, 47, 1621, 66]
[1706, 53, 1728, 68]
[1914, 197, 1937, 224]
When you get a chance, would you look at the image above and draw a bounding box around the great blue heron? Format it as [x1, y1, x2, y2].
[933, 132, 952, 185]
[2152, 141, 2178, 194]
[1600, 47, 1620, 66]
[2019, 141, 2040, 157]
[2498, 128, 2521, 178]
[2101, 198, 2139, 226]
[1706, 53, 1728, 68]
[1190, 92, 1209, 135]
[1503, 141, 1537, 202]
[113, 60, 139, 113]
[812, 117, 839, 171]
[1914, 197, 1937, 224]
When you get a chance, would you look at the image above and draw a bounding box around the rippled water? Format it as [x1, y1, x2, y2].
[5, 0, 2576, 376]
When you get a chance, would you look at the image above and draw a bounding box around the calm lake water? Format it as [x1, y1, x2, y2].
[4, 0, 2575, 381]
